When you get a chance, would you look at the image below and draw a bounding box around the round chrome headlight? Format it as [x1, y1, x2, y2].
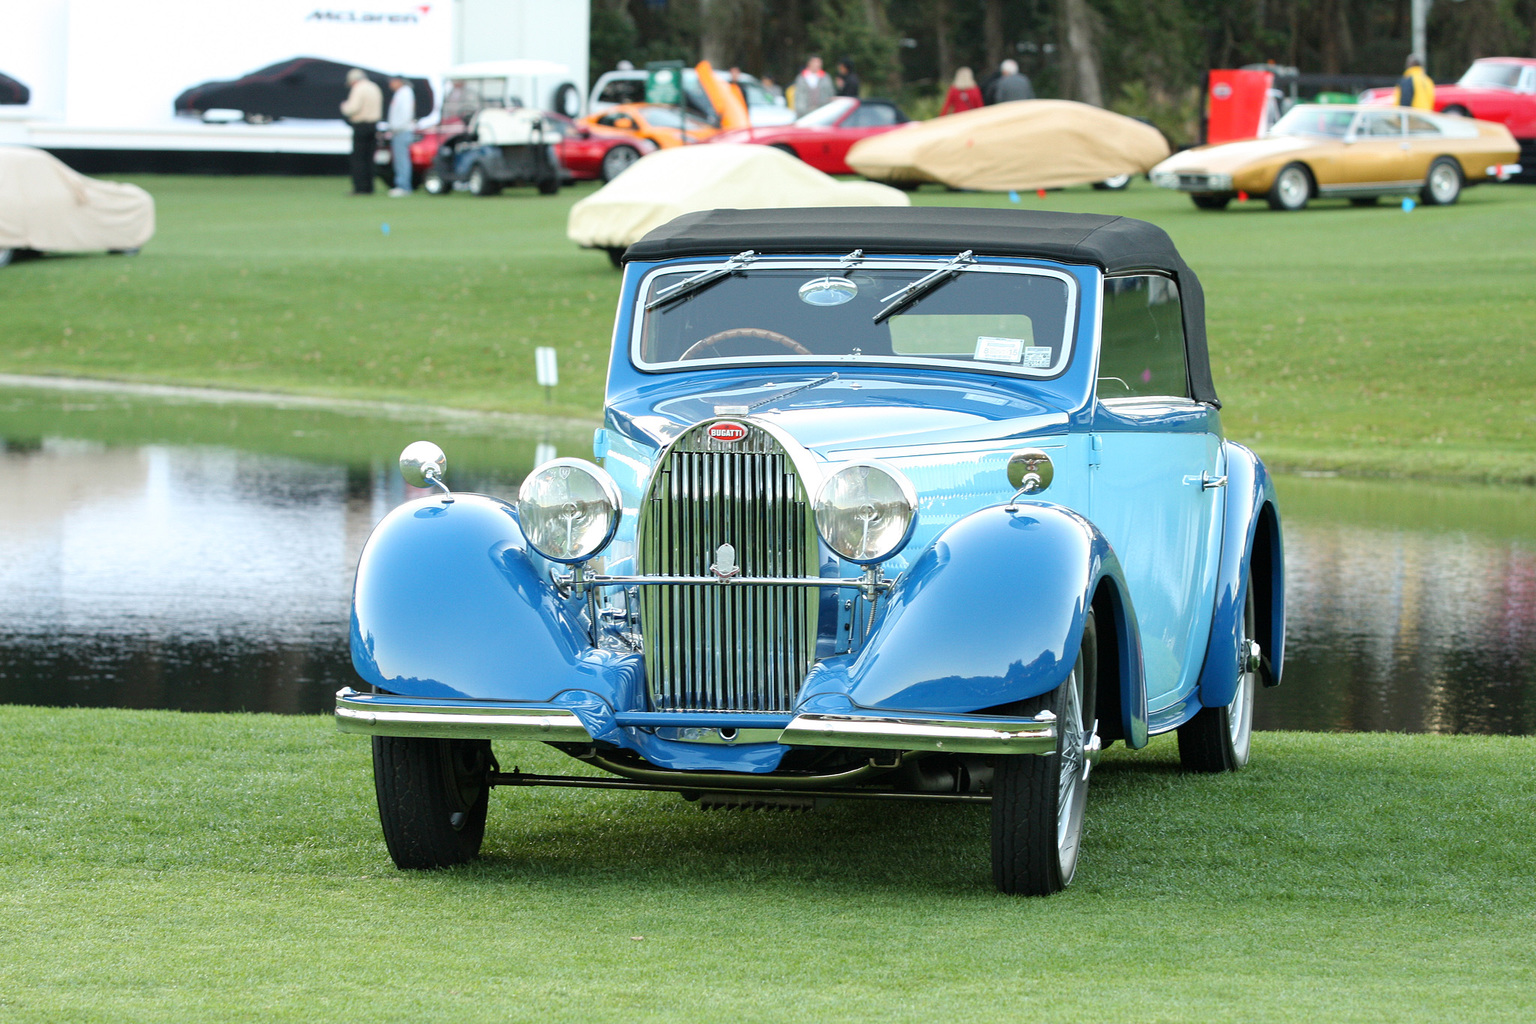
[813, 461, 918, 565]
[517, 458, 623, 564]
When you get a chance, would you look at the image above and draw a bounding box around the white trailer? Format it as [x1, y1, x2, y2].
[0, 0, 588, 160]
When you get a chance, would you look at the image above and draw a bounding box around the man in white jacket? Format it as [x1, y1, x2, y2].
[340, 69, 383, 194]
[386, 76, 417, 196]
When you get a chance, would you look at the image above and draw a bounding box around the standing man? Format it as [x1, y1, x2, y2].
[835, 58, 860, 98]
[793, 56, 834, 117]
[1394, 55, 1435, 110]
[386, 76, 417, 197]
[989, 59, 1035, 103]
[340, 68, 383, 195]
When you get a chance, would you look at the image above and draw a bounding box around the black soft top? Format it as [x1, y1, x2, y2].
[626, 207, 1219, 406]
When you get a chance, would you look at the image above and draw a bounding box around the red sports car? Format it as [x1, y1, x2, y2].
[1363, 58, 1536, 175]
[709, 97, 909, 175]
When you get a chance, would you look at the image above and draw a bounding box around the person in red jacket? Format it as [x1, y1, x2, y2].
[940, 67, 984, 116]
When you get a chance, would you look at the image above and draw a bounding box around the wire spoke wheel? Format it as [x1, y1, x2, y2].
[992, 610, 1097, 895]
[1178, 582, 1259, 771]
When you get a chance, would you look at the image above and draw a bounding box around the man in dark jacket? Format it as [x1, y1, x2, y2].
[836, 59, 860, 98]
[989, 59, 1035, 103]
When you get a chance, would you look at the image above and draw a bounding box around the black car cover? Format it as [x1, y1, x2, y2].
[0, 72, 29, 106]
[174, 57, 432, 122]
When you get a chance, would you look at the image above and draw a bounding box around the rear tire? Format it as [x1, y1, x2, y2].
[372, 735, 495, 869]
[1442, 105, 1471, 118]
[1093, 174, 1131, 190]
[1178, 583, 1258, 772]
[600, 145, 640, 182]
[770, 143, 800, 160]
[1421, 156, 1462, 206]
[423, 172, 448, 195]
[992, 611, 1098, 895]
[1267, 163, 1311, 210]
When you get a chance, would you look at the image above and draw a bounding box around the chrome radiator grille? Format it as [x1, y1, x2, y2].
[635, 421, 820, 712]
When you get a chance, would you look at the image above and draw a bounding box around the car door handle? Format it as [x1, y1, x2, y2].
[1184, 472, 1227, 489]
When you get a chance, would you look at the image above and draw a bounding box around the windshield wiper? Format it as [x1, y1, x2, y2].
[872, 250, 975, 325]
[645, 250, 757, 311]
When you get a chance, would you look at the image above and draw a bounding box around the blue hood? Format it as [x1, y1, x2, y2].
[606, 370, 1070, 458]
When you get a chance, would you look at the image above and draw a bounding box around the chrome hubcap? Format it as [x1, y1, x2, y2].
[1279, 170, 1306, 206]
[1430, 165, 1457, 201]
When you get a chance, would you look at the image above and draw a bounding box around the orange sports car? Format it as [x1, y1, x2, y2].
[579, 103, 719, 149]
[1151, 104, 1519, 210]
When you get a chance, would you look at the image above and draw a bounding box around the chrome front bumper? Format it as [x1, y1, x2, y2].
[334, 688, 1057, 755]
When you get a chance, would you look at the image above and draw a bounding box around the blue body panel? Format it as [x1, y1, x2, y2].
[1193, 442, 1285, 708]
[798, 502, 1147, 747]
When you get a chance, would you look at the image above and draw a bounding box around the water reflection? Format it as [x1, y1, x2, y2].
[1259, 506, 1536, 735]
[1, 392, 1532, 733]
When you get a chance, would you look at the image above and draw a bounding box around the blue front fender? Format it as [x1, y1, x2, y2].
[799, 502, 1148, 746]
[350, 494, 644, 714]
[1194, 442, 1285, 708]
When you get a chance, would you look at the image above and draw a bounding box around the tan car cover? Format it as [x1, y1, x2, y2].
[0, 146, 155, 254]
[567, 143, 908, 251]
[846, 100, 1171, 191]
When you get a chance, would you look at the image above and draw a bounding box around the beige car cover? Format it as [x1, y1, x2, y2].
[846, 100, 1171, 191]
[0, 146, 155, 254]
[567, 143, 908, 251]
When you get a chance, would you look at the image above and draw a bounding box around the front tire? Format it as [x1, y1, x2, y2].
[1191, 194, 1231, 210]
[1178, 583, 1258, 772]
[467, 164, 500, 196]
[1421, 157, 1462, 206]
[372, 735, 495, 869]
[992, 611, 1098, 896]
[1093, 174, 1131, 190]
[1267, 163, 1312, 210]
[422, 172, 448, 195]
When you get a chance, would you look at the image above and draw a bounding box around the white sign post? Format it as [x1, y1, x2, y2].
[534, 346, 559, 403]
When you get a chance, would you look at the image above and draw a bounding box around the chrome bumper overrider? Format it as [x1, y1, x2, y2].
[335, 689, 1057, 755]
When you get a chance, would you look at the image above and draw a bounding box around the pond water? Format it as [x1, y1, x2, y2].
[3, 386, 1533, 734]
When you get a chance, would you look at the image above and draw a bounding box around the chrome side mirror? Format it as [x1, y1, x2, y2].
[399, 440, 450, 494]
[1007, 449, 1054, 495]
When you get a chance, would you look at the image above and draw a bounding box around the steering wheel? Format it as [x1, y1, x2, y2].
[678, 328, 812, 361]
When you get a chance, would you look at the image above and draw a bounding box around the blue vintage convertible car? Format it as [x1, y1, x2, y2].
[338, 207, 1285, 895]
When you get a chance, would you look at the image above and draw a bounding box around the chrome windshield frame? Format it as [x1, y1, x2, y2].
[629, 256, 1080, 380]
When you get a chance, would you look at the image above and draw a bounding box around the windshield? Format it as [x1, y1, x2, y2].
[1459, 62, 1524, 89]
[1270, 105, 1355, 138]
[635, 260, 1076, 377]
[796, 98, 858, 126]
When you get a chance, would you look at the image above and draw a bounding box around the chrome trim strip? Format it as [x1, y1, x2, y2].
[780, 712, 1058, 755]
[333, 688, 594, 742]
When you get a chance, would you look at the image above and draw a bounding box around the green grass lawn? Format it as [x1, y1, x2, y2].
[0, 174, 1532, 481]
[1, 706, 1532, 1022]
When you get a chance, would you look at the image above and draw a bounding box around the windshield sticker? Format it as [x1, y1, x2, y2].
[974, 336, 1025, 363]
[798, 276, 859, 307]
[1024, 346, 1052, 368]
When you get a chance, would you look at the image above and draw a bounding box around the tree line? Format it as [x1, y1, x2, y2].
[592, 0, 1532, 144]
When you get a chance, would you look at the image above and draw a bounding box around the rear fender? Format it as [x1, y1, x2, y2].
[1195, 442, 1285, 708]
[799, 502, 1149, 746]
[350, 494, 644, 710]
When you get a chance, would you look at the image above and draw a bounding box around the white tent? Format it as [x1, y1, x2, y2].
[568, 143, 909, 253]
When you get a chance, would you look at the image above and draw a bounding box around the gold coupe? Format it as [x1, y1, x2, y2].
[1150, 104, 1520, 210]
